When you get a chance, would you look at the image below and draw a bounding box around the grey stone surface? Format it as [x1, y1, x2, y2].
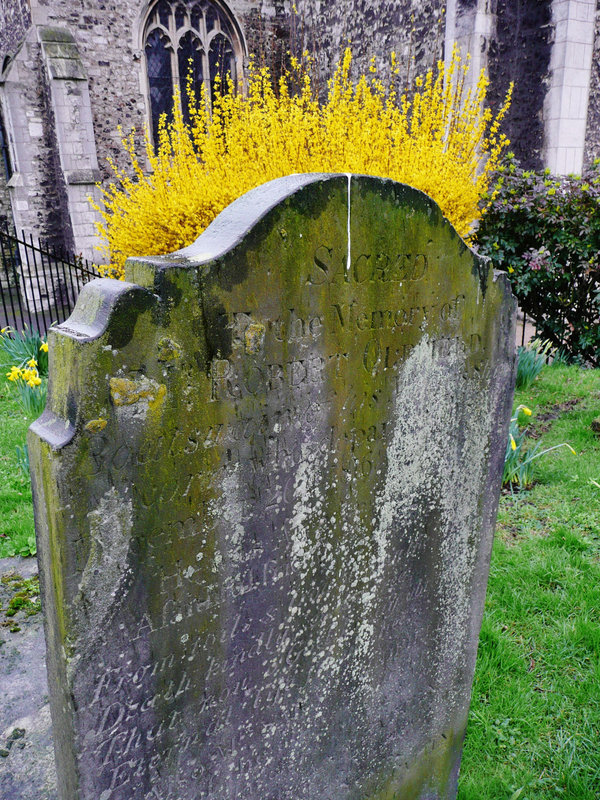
[29, 174, 516, 800]
[0, 556, 57, 800]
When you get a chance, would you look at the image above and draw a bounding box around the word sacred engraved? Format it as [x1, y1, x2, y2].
[307, 246, 429, 285]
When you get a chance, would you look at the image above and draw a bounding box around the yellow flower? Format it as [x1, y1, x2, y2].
[27, 358, 37, 368]
[521, 406, 532, 416]
[510, 434, 517, 451]
[6, 366, 22, 381]
[94, 46, 512, 278]
[40, 342, 49, 353]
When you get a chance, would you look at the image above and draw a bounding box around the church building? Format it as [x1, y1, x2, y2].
[0, 0, 599, 262]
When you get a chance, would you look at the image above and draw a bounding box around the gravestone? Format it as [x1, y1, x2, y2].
[29, 174, 516, 800]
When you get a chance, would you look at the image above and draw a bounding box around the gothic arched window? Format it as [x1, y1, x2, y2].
[143, 0, 244, 144]
[0, 111, 12, 181]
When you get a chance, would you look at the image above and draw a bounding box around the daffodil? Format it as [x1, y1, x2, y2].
[40, 342, 49, 353]
[27, 358, 37, 368]
[510, 434, 517, 451]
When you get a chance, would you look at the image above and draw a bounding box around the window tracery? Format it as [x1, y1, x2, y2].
[143, 0, 243, 144]
[0, 111, 12, 181]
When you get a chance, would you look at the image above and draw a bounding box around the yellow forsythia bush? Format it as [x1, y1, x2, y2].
[95, 48, 511, 278]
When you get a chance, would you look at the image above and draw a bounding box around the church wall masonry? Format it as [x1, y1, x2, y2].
[584, 0, 600, 167]
[486, 0, 553, 171]
[0, 130, 11, 224]
[0, 29, 73, 249]
[29, 0, 152, 186]
[295, 0, 446, 82]
[0, 0, 31, 57]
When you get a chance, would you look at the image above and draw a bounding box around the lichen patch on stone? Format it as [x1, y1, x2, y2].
[244, 322, 266, 354]
[84, 418, 107, 433]
[157, 336, 182, 362]
[109, 376, 166, 412]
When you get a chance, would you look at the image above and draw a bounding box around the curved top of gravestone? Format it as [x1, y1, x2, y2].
[178, 174, 344, 264]
[125, 173, 479, 285]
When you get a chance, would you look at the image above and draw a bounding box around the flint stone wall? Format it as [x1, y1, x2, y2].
[29, 174, 516, 800]
[584, 0, 600, 167]
[0, 0, 30, 56]
[295, 0, 445, 83]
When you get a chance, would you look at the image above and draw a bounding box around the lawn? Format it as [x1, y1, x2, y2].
[460, 364, 600, 799]
[0, 388, 35, 558]
[0, 364, 598, 797]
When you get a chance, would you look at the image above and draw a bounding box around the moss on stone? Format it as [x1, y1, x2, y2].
[28, 175, 515, 800]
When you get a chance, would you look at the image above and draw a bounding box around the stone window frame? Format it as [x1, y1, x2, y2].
[0, 99, 18, 183]
[0, 106, 13, 181]
[139, 0, 247, 142]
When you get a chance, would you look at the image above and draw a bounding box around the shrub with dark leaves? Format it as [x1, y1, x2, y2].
[474, 154, 600, 366]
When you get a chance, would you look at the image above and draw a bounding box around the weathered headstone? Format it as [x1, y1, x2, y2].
[29, 174, 516, 800]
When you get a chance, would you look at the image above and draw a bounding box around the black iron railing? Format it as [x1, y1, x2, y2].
[0, 223, 100, 335]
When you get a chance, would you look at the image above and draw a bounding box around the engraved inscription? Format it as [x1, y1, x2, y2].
[30, 176, 515, 800]
[308, 246, 430, 285]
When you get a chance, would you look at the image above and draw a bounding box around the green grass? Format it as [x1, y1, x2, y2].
[459, 364, 600, 800]
[0, 365, 598, 795]
[0, 388, 35, 558]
